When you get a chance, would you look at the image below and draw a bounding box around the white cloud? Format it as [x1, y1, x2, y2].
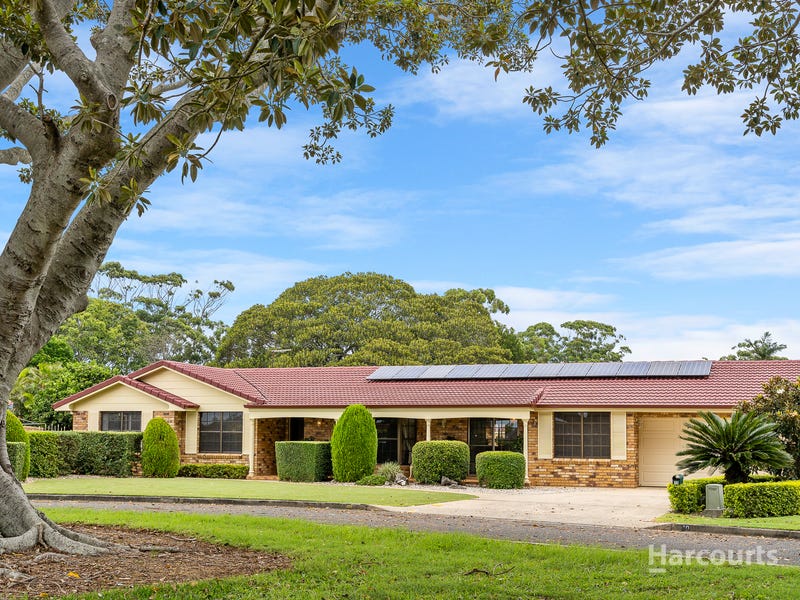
[621, 235, 800, 280]
[386, 57, 560, 122]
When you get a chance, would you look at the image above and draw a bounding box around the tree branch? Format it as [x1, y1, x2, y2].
[0, 97, 46, 161]
[34, 0, 117, 108]
[1, 63, 38, 102]
[0, 147, 31, 165]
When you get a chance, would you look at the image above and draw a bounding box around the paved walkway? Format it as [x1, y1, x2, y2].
[381, 486, 670, 528]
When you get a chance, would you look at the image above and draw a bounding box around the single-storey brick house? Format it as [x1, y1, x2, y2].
[53, 359, 800, 487]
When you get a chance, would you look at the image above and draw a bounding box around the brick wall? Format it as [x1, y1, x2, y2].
[153, 411, 187, 454]
[416, 418, 469, 443]
[180, 453, 248, 466]
[71, 411, 88, 431]
[303, 418, 335, 440]
[253, 418, 287, 476]
[528, 413, 639, 488]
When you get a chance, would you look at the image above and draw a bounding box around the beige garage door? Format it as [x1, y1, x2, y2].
[639, 417, 715, 486]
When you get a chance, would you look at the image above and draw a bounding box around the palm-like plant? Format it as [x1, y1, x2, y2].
[676, 411, 794, 484]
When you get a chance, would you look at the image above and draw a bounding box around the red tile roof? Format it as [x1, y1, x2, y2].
[532, 360, 800, 408]
[53, 375, 199, 410]
[55, 359, 800, 411]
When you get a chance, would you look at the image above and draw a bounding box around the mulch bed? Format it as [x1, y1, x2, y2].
[1, 524, 292, 598]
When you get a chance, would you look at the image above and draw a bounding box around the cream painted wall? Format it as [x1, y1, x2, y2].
[538, 412, 553, 459]
[64, 385, 173, 432]
[142, 369, 252, 458]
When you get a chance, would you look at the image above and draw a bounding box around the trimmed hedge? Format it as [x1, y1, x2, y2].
[29, 430, 142, 478]
[330, 405, 378, 483]
[725, 481, 800, 518]
[668, 474, 780, 514]
[356, 474, 387, 486]
[141, 417, 180, 478]
[275, 441, 332, 482]
[411, 440, 469, 484]
[7, 412, 30, 480]
[177, 463, 249, 479]
[7, 441, 27, 480]
[476, 451, 526, 489]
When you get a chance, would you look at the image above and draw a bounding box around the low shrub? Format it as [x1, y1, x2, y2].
[29, 431, 60, 478]
[6, 412, 30, 480]
[411, 440, 469, 485]
[177, 463, 249, 479]
[30, 431, 142, 478]
[377, 461, 402, 482]
[141, 418, 180, 478]
[475, 451, 526, 489]
[275, 441, 332, 482]
[725, 481, 800, 518]
[7, 441, 27, 480]
[356, 474, 387, 486]
[667, 474, 781, 513]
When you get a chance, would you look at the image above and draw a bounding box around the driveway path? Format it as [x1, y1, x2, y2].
[34, 498, 800, 568]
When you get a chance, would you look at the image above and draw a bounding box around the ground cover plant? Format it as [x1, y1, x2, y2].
[25, 507, 800, 599]
[23, 477, 473, 507]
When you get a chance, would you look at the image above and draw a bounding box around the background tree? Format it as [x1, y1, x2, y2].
[721, 332, 788, 361]
[216, 273, 513, 367]
[676, 411, 793, 484]
[515, 320, 631, 363]
[739, 377, 800, 478]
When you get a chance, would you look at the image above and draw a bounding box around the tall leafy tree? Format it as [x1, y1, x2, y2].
[721, 332, 788, 361]
[516, 320, 631, 363]
[216, 273, 512, 366]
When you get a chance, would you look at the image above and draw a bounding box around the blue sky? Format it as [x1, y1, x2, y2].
[3, 40, 800, 361]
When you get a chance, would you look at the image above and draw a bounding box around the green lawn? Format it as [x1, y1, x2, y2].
[44, 507, 799, 599]
[658, 512, 800, 531]
[23, 477, 474, 507]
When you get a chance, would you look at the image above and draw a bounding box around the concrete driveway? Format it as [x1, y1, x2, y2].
[383, 486, 671, 528]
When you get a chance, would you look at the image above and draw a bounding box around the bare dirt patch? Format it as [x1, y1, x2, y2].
[1, 524, 291, 598]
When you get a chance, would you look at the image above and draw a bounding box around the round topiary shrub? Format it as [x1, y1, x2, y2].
[475, 451, 526, 489]
[330, 404, 378, 482]
[141, 417, 180, 478]
[6, 411, 30, 481]
[411, 440, 469, 484]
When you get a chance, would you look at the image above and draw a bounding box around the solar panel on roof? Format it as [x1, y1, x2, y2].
[445, 365, 482, 378]
[586, 362, 623, 377]
[367, 366, 403, 380]
[557, 363, 592, 377]
[393, 366, 429, 379]
[646, 361, 681, 376]
[677, 360, 713, 376]
[420, 365, 456, 379]
[617, 362, 650, 376]
[528, 363, 564, 377]
[472, 364, 510, 378]
[500, 364, 539, 378]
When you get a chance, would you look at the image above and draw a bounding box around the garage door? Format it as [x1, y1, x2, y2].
[639, 417, 714, 486]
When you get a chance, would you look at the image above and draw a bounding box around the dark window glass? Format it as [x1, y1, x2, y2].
[468, 418, 522, 473]
[100, 411, 141, 432]
[199, 411, 243, 453]
[375, 418, 399, 463]
[554, 412, 610, 459]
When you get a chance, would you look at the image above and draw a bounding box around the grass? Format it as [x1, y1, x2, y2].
[22, 476, 474, 507]
[44, 507, 799, 599]
[658, 512, 800, 531]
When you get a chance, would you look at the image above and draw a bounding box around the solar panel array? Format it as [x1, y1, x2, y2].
[366, 360, 712, 380]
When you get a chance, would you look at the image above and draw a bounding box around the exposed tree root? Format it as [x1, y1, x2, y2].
[0, 566, 33, 582]
[0, 520, 119, 556]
